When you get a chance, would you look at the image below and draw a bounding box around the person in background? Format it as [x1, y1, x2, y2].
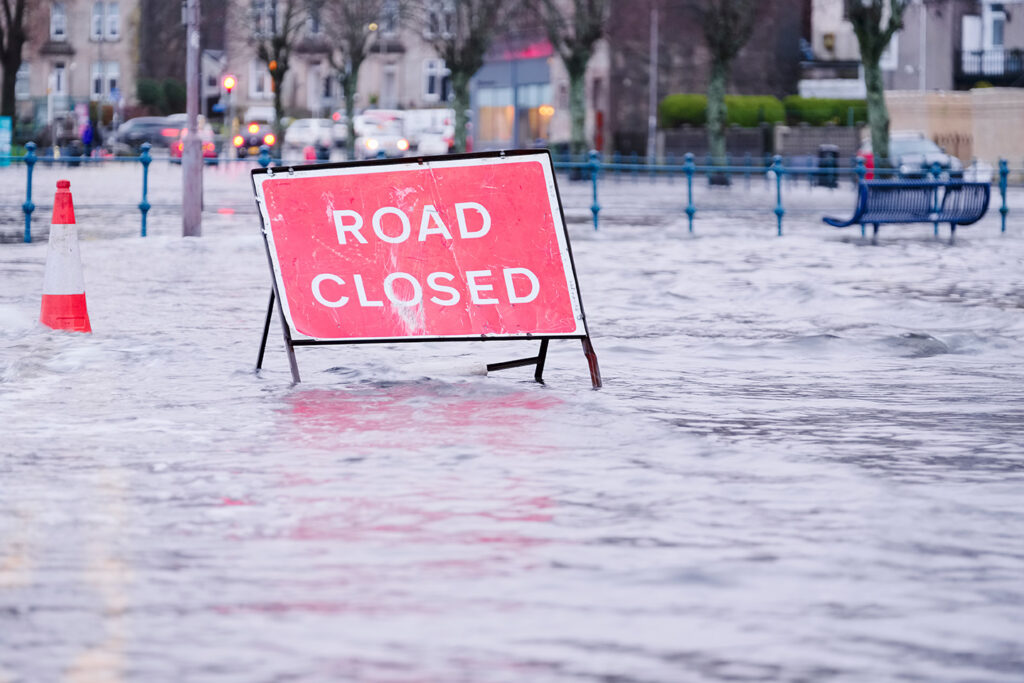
[81, 120, 94, 156]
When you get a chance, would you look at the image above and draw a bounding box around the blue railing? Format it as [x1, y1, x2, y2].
[4, 145, 1017, 240]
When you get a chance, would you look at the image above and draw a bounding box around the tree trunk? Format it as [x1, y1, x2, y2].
[273, 74, 285, 153]
[863, 58, 890, 167]
[0, 67, 16, 119]
[452, 71, 471, 153]
[343, 74, 357, 159]
[568, 65, 587, 157]
[706, 60, 728, 166]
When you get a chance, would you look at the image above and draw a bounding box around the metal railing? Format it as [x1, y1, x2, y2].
[5, 144, 1017, 241]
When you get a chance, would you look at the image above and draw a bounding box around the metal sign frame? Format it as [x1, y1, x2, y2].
[251, 149, 601, 388]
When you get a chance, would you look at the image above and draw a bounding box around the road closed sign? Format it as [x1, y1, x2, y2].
[252, 151, 587, 342]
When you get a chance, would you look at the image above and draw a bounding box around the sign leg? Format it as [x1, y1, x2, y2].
[256, 289, 275, 371]
[533, 339, 549, 384]
[581, 336, 602, 389]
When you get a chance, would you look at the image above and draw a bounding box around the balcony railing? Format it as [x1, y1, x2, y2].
[955, 49, 1024, 88]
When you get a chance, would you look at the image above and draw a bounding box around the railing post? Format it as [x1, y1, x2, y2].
[22, 141, 36, 243]
[772, 155, 785, 236]
[744, 152, 752, 191]
[999, 158, 1009, 233]
[589, 150, 601, 230]
[258, 145, 272, 168]
[138, 143, 152, 237]
[930, 161, 942, 237]
[855, 156, 867, 238]
[684, 152, 696, 234]
[630, 151, 638, 183]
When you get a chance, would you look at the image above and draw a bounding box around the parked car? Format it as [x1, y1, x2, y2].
[857, 131, 964, 180]
[415, 128, 453, 156]
[284, 118, 334, 157]
[169, 119, 219, 164]
[353, 111, 409, 160]
[233, 120, 277, 158]
[113, 116, 178, 153]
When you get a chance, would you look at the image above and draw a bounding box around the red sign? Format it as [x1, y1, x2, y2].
[253, 152, 586, 342]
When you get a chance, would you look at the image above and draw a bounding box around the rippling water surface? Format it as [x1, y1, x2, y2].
[1, 169, 1023, 681]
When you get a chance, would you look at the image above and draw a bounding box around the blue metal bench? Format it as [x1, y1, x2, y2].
[823, 180, 990, 243]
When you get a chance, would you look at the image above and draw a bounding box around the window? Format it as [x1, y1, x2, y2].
[307, 5, 322, 35]
[51, 3, 67, 40]
[106, 2, 120, 39]
[252, 0, 275, 37]
[381, 0, 400, 35]
[15, 63, 30, 100]
[91, 3, 120, 41]
[90, 61, 120, 99]
[425, 0, 453, 38]
[249, 59, 272, 98]
[423, 59, 450, 102]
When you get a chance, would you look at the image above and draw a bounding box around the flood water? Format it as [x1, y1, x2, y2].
[1, 164, 1023, 681]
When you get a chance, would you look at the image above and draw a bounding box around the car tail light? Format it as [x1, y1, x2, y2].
[263, 133, 276, 146]
[397, 138, 409, 152]
[233, 135, 244, 148]
[176, 142, 183, 152]
[248, 123, 260, 134]
[332, 112, 341, 122]
[203, 142, 215, 153]
[162, 128, 180, 137]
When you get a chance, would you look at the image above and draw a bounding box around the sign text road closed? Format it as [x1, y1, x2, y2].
[254, 153, 586, 342]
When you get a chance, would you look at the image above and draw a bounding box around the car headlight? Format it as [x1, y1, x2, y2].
[366, 138, 379, 150]
[396, 138, 409, 152]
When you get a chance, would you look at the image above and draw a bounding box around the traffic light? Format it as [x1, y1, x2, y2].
[222, 74, 236, 93]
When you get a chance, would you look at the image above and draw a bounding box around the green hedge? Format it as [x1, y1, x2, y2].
[659, 94, 784, 128]
[782, 96, 867, 126]
[660, 93, 868, 127]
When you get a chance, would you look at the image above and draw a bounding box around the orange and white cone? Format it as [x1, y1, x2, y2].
[40, 180, 91, 333]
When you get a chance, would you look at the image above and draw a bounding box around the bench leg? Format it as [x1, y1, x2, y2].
[872, 223, 879, 245]
[949, 223, 956, 245]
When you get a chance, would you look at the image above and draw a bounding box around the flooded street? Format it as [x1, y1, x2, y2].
[1, 163, 1023, 681]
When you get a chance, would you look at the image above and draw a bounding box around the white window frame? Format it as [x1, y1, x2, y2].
[423, 58, 450, 102]
[253, 0, 275, 37]
[91, 62, 104, 98]
[106, 2, 120, 40]
[92, 2, 104, 40]
[51, 3, 68, 41]
[249, 60, 273, 99]
[52, 62, 67, 95]
[106, 62, 120, 99]
[424, 0, 453, 39]
[15, 63, 30, 100]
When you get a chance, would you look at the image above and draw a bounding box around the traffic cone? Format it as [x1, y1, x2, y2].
[40, 180, 91, 333]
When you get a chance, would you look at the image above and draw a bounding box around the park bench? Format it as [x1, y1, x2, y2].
[823, 180, 990, 243]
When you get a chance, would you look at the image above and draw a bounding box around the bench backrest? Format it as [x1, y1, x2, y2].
[859, 181, 936, 223]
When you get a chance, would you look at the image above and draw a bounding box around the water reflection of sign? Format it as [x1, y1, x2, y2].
[0, 117, 11, 168]
[251, 151, 601, 386]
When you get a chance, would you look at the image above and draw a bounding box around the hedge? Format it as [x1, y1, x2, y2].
[660, 93, 868, 127]
[659, 94, 785, 128]
[782, 96, 867, 126]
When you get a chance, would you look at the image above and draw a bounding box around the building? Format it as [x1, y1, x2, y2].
[18, 1, 139, 137]
[801, 0, 1024, 97]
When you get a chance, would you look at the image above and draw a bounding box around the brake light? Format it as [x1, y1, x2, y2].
[332, 112, 341, 122]
[203, 142, 215, 153]
[248, 123, 260, 134]
[233, 135, 244, 148]
[176, 142, 183, 152]
[161, 128, 179, 137]
[263, 133, 276, 146]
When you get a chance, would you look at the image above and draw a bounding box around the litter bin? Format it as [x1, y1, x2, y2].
[817, 144, 839, 188]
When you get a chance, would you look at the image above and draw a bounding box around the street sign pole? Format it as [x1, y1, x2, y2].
[183, 0, 202, 237]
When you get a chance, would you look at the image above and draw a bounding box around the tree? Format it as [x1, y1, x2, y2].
[416, 0, 513, 152]
[695, 0, 760, 168]
[845, 0, 904, 166]
[322, 0, 395, 159]
[0, 0, 28, 119]
[244, 0, 314, 150]
[535, 0, 609, 157]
